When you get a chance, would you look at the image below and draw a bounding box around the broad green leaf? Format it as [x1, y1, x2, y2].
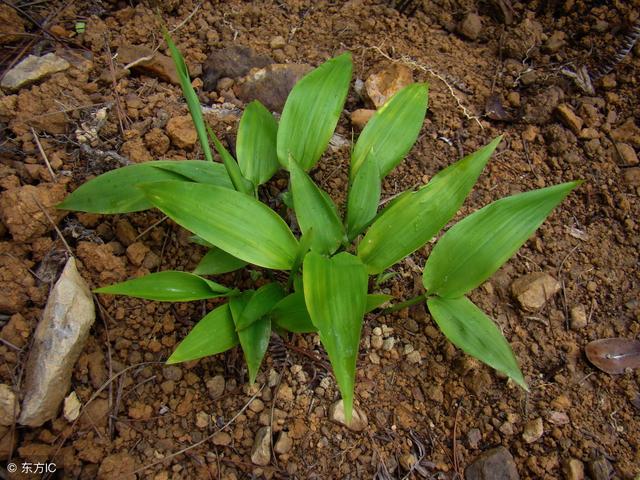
[237, 101, 280, 186]
[151, 160, 233, 189]
[94, 271, 231, 301]
[193, 247, 248, 275]
[271, 291, 315, 333]
[163, 30, 213, 163]
[230, 293, 271, 384]
[358, 137, 502, 274]
[277, 53, 352, 170]
[427, 296, 527, 390]
[423, 181, 581, 298]
[272, 292, 393, 334]
[167, 304, 238, 363]
[207, 125, 254, 196]
[57, 163, 185, 213]
[303, 251, 367, 422]
[235, 283, 285, 331]
[366, 293, 392, 311]
[140, 181, 298, 270]
[351, 83, 429, 178]
[289, 158, 344, 254]
[346, 158, 381, 240]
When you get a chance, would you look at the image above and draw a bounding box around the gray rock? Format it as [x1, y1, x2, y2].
[203, 45, 273, 91]
[19, 257, 95, 427]
[522, 417, 544, 443]
[465, 446, 520, 480]
[251, 426, 272, 466]
[238, 63, 312, 112]
[1, 53, 70, 91]
[329, 399, 368, 432]
[511, 272, 561, 311]
[467, 428, 482, 449]
[206, 375, 225, 399]
[587, 456, 613, 480]
[0, 384, 19, 426]
[274, 431, 292, 454]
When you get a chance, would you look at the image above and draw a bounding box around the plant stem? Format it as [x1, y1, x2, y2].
[382, 293, 427, 313]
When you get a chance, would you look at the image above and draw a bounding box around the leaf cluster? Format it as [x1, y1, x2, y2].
[59, 34, 580, 422]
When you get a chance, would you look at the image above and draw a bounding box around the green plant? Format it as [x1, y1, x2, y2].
[59, 34, 580, 422]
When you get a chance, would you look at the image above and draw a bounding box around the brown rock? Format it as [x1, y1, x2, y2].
[144, 127, 170, 156]
[458, 13, 483, 40]
[570, 305, 587, 330]
[611, 118, 640, 148]
[544, 31, 566, 53]
[0, 313, 31, 345]
[556, 104, 583, 135]
[121, 138, 152, 163]
[251, 426, 272, 466]
[503, 18, 544, 60]
[0, 183, 67, 242]
[269, 36, 286, 50]
[465, 446, 520, 480]
[76, 241, 126, 284]
[19, 258, 95, 427]
[238, 63, 312, 112]
[128, 401, 153, 420]
[126, 242, 149, 266]
[203, 45, 273, 90]
[0, 248, 40, 316]
[87, 350, 107, 389]
[329, 399, 368, 431]
[614, 143, 639, 166]
[166, 115, 198, 149]
[98, 452, 136, 480]
[563, 458, 585, 480]
[365, 64, 413, 108]
[79, 398, 109, 428]
[212, 431, 231, 446]
[0, 428, 16, 460]
[623, 167, 640, 187]
[0, 384, 19, 426]
[0, 4, 25, 44]
[351, 109, 375, 129]
[511, 272, 561, 311]
[117, 45, 180, 85]
[115, 219, 137, 246]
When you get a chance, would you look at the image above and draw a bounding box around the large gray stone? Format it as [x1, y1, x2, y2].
[1, 53, 70, 91]
[19, 257, 95, 427]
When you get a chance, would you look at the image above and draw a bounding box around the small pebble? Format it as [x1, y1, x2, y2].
[522, 417, 544, 443]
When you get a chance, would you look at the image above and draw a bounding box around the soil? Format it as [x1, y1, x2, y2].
[1, 0, 639, 479]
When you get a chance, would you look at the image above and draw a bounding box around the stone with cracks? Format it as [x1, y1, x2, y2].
[19, 257, 95, 427]
[1, 53, 70, 91]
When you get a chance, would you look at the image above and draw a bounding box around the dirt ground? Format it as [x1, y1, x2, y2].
[0, 0, 639, 478]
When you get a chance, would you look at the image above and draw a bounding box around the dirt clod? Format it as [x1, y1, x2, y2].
[511, 272, 561, 311]
[0, 183, 67, 242]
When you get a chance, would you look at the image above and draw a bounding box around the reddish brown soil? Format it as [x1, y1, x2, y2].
[0, 0, 638, 479]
